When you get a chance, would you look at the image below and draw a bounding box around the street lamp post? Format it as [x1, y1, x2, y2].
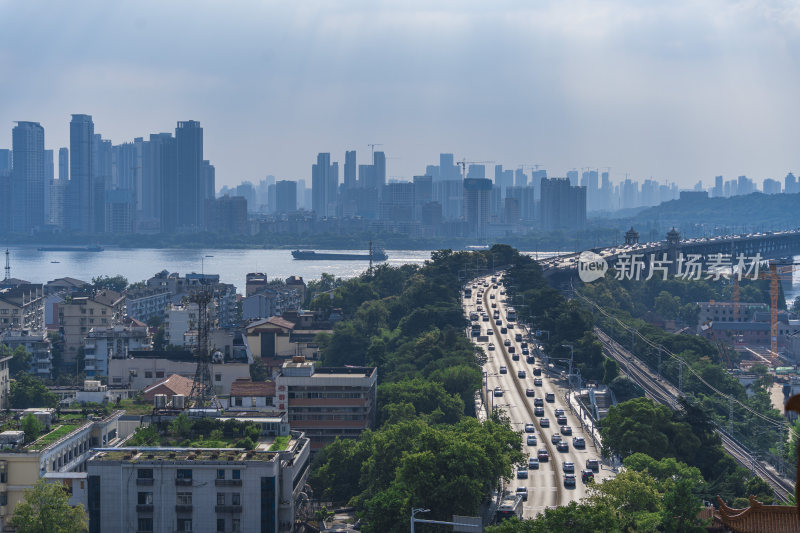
[201, 254, 214, 276]
[410, 508, 430, 533]
[561, 344, 574, 384]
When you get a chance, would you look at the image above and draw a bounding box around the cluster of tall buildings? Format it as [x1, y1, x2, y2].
[0, 116, 216, 235]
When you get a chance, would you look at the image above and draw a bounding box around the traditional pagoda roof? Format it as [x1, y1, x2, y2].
[716, 496, 800, 533]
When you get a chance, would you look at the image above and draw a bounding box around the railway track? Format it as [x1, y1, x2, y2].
[595, 328, 794, 503]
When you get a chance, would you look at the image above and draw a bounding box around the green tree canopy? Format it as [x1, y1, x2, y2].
[9, 373, 58, 409]
[10, 479, 88, 533]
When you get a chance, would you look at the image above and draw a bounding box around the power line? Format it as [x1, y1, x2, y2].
[574, 288, 798, 440]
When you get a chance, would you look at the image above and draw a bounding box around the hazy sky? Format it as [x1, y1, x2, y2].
[2, 0, 800, 189]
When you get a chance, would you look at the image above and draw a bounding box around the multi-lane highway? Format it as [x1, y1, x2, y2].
[463, 274, 613, 517]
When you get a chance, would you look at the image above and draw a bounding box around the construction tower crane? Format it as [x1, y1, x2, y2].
[456, 159, 494, 180]
[368, 143, 383, 159]
[733, 260, 800, 362]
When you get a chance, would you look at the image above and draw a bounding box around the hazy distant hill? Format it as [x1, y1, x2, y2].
[606, 192, 800, 232]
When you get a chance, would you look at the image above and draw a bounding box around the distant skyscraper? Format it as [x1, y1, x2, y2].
[467, 164, 485, 180]
[439, 153, 458, 181]
[463, 178, 492, 238]
[175, 120, 204, 229]
[373, 151, 386, 192]
[143, 133, 175, 230]
[358, 164, 375, 189]
[275, 180, 297, 212]
[540, 177, 586, 230]
[413, 175, 433, 221]
[58, 147, 68, 180]
[763, 178, 781, 195]
[11, 121, 46, 232]
[312, 153, 338, 217]
[785, 172, 798, 194]
[380, 182, 414, 221]
[92, 134, 111, 232]
[344, 150, 357, 190]
[514, 168, 527, 187]
[713, 175, 723, 198]
[43, 149, 53, 223]
[566, 170, 578, 186]
[202, 160, 215, 203]
[69, 114, 95, 233]
[0, 149, 10, 171]
[494, 165, 513, 196]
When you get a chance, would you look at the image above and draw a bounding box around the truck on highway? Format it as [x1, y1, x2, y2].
[496, 493, 523, 522]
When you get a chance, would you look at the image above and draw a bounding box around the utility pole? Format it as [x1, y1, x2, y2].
[678, 361, 683, 392]
[728, 395, 734, 433]
[657, 346, 662, 379]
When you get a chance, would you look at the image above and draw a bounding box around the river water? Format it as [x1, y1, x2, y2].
[2, 246, 798, 302]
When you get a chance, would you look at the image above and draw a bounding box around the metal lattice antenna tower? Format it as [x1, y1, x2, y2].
[4, 249, 9, 281]
[188, 287, 221, 411]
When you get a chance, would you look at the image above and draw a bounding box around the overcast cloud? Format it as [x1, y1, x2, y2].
[1, 0, 800, 188]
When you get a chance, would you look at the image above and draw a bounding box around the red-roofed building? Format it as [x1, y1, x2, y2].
[142, 374, 196, 402]
[228, 378, 276, 411]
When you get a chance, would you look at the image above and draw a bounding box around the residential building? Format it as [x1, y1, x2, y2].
[108, 351, 250, 395]
[165, 303, 200, 348]
[175, 120, 204, 231]
[285, 276, 306, 304]
[0, 410, 127, 531]
[86, 429, 310, 533]
[83, 322, 150, 377]
[45, 277, 90, 296]
[0, 329, 52, 378]
[141, 373, 195, 402]
[0, 355, 9, 408]
[125, 287, 170, 323]
[274, 357, 377, 450]
[275, 180, 297, 213]
[11, 121, 46, 232]
[463, 178, 492, 238]
[227, 378, 276, 411]
[68, 114, 96, 234]
[242, 288, 301, 322]
[0, 284, 45, 333]
[539, 177, 586, 230]
[245, 273, 269, 298]
[311, 152, 338, 218]
[205, 195, 248, 234]
[58, 290, 126, 362]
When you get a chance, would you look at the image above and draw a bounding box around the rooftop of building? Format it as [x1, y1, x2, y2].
[143, 374, 196, 400]
[90, 447, 281, 463]
[45, 277, 89, 288]
[246, 316, 296, 331]
[230, 378, 275, 397]
[122, 415, 297, 452]
[0, 409, 121, 453]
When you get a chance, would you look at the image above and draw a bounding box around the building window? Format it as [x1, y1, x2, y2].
[234, 397, 242, 407]
[177, 492, 192, 505]
[231, 493, 241, 505]
[232, 518, 240, 532]
[176, 469, 192, 480]
[215, 374, 221, 382]
[156, 371, 164, 378]
[216, 518, 225, 532]
[232, 469, 240, 480]
[217, 493, 225, 505]
[137, 492, 153, 505]
[144, 371, 152, 379]
[217, 469, 225, 480]
[0, 492, 6, 506]
[137, 469, 153, 479]
[137, 518, 153, 532]
[177, 518, 192, 531]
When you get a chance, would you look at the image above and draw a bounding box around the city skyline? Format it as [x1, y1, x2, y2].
[2, 1, 800, 188]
